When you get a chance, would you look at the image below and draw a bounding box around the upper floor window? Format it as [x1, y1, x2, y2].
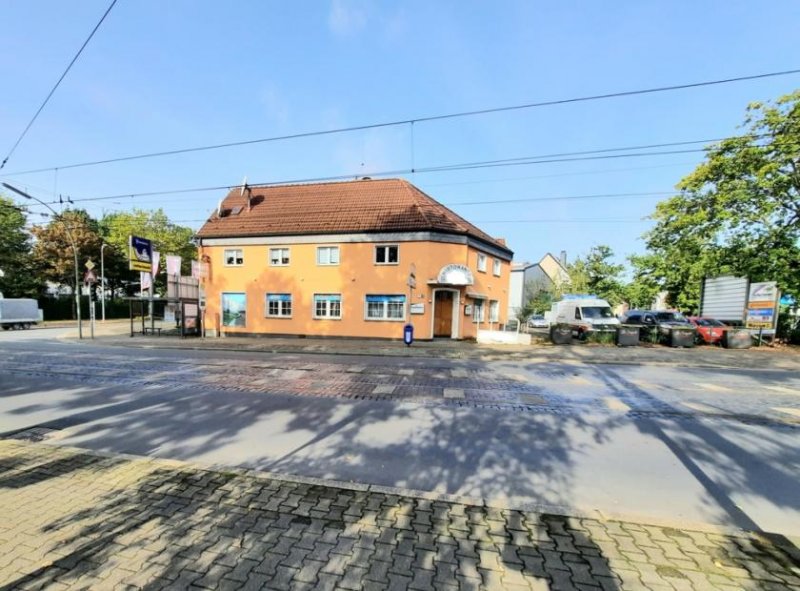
[317, 246, 340, 266]
[224, 249, 243, 266]
[314, 294, 342, 319]
[269, 248, 290, 266]
[477, 253, 487, 273]
[266, 293, 292, 318]
[375, 245, 399, 265]
[365, 295, 406, 321]
[493, 258, 501, 276]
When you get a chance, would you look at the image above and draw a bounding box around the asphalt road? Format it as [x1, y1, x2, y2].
[1, 329, 799, 538]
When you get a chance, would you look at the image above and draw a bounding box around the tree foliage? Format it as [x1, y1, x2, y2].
[567, 245, 625, 305]
[0, 197, 38, 297]
[642, 91, 800, 310]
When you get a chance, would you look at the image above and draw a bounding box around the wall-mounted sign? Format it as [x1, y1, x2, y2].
[437, 264, 474, 286]
[409, 303, 425, 314]
[129, 236, 153, 272]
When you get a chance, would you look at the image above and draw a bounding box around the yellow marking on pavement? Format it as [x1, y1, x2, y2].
[773, 407, 800, 419]
[604, 397, 631, 412]
[682, 402, 726, 415]
[697, 383, 733, 393]
[764, 385, 800, 396]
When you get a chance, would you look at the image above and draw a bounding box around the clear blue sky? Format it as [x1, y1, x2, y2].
[1, 1, 798, 269]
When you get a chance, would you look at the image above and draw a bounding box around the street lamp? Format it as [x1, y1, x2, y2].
[101, 243, 108, 322]
[2, 182, 82, 339]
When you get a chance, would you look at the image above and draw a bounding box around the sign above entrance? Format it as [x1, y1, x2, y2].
[436, 264, 474, 286]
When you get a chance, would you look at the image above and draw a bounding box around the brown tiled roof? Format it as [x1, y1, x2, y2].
[196, 178, 512, 255]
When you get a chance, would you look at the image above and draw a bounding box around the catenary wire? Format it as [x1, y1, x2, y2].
[0, 0, 119, 170]
[2, 68, 797, 176]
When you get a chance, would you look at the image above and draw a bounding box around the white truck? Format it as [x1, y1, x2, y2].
[0, 298, 41, 330]
[550, 296, 619, 339]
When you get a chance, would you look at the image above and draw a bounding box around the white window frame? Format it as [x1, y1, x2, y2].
[224, 248, 244, 266]
[477, 253, 487, 273]
[265, 293, 292, 318]
[316, 246, 340, 266]
[365, 294, 406, 321]
[472, 299, 485, 323]
[489, 300, 499, 323]
[493, 258, 501, 276]
[269, 247, 290, 267]
[374, 244, 399, 265]
[313, 293, 342, 319]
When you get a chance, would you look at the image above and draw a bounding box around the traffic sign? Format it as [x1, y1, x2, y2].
[84, 269, 97, 284]
[85, 260, 95, 270]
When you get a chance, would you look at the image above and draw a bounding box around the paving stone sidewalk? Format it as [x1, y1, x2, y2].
[0, 440, 798, 591]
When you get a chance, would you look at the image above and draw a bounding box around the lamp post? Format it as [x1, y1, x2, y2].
[101, 243, 108, 322]
[2, 182, 82, 339]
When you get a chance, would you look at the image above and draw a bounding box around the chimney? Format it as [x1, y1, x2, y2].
[560, 250, 567, 266]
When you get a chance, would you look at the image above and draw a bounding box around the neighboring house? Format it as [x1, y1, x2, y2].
[195, 178, 514, 339]
[508, 251, 570, 318]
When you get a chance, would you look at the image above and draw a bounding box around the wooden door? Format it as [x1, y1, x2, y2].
[434, 291, 454, 337]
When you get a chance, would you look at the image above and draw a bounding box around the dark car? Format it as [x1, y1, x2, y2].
[620, 309, 697, 343]
[688, 317, 729, 344]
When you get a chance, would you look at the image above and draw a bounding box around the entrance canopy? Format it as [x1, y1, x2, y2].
[432, 264, 474, 286]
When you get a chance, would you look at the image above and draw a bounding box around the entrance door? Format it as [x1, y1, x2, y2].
[434, 291, 454, 337]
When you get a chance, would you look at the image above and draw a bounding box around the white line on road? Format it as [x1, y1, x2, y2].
[697, 383, 733, 393]
[444, 388, 465, 399]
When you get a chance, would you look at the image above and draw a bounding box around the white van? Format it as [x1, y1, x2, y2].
[553, 297, 619, 338]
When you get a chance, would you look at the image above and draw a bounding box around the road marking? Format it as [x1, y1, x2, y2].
[773, 407, 800, 419]
[603, 397, 630, 412]
[346, 366, 366, 373]
[697, 383, 733, 393]
[397, 369, 414, 376]
[450, 369, 469, 378]
[373, 385, 395, 395]
[764, 385, 799, 396]
[569, 376, 592, 386]
[682, 401, 726, 415]
[444, 388, 465, 399]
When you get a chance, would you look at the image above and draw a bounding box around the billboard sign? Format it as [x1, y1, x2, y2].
[745, 281, 778, 330]
[700, 276, 748, 322]
[129, 236, 153, 272]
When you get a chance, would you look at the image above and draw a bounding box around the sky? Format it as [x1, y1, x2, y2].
[1, 1, 799, 271]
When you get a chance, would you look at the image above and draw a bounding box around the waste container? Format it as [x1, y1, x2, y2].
[722, 329, 752, 349]
[616, 325, 640, 347]
[550, 324, 573, 345]
[664, 327, 695, 348]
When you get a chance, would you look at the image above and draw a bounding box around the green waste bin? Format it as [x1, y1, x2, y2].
[723, 329, 752, 349]
[616, 325, 640, 347]
[664, 327, 695, 348]
[550, 324, 573, 345]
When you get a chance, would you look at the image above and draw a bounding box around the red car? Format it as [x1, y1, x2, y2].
[688, 317, 729, 344]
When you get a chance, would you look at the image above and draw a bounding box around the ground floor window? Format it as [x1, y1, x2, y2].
[314, 294, 342, 319]
[472, 299, 485, 323]
[489, 300, 499, 323]
[221, 292, 246, 327]
[366, 294, 406, 320]
[266, 293, 292, 317]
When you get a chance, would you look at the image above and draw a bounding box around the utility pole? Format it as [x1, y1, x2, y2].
[101, 243, 108, 321]
[3, 183, 82, 338]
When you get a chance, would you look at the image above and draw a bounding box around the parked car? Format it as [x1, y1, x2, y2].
[620, 310, 697, 343]
[688, 317, 729, 344]
[552, 297, 620, 339]
[527, 315, 549, 329]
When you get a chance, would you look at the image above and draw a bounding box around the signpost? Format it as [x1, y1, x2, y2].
[745, 281, 779, 344]
[84, 260, 97, 339]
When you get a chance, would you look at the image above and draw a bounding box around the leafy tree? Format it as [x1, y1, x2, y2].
[622, 254, 662, 309]
[31, 210, 104, 317]
[643, 91, 800, 309]
[567, 245, 625, 304]
[0, 197, 39, 297]
[99, 209, 197, 295]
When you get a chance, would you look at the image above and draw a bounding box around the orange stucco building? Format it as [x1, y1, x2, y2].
[195, 178, 513, 340]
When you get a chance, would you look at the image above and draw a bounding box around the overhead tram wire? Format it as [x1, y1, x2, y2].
[0, 0, 119, 170]
[3, 68, 799, 176]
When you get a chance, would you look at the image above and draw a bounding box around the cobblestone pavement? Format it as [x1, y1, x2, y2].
[1, 349, 798, 429]
[0, 440, 798, 591]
